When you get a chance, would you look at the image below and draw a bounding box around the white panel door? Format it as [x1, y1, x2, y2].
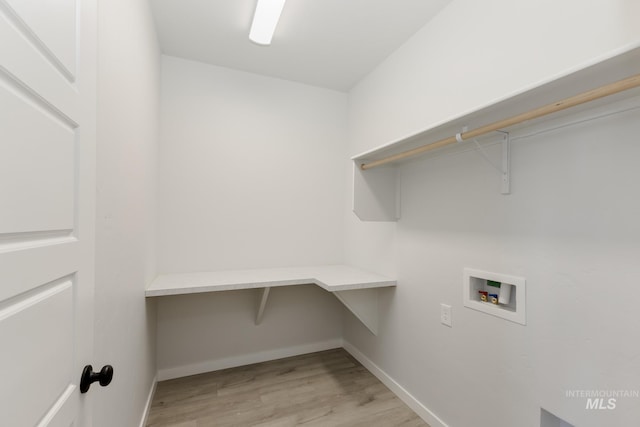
[0, 0, 97, 425]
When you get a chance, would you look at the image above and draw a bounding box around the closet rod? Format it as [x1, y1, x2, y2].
[360, 73, 640, 170]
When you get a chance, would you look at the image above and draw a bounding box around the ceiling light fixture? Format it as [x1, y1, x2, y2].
[249, 0, 286, 46]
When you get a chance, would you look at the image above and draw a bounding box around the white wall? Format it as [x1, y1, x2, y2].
[156, 285, 344, 380]
[345, 1, 640, 426]
[157, 56, 347, 377]
[95, 0, 160, 425]
[159, 56, 347, 273]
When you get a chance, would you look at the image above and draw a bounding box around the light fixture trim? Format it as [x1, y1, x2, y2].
[249, 0, 286, 46]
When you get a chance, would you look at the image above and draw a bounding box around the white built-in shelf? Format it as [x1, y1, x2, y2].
[352, 44, 640, 221]
[146, 265, 396, 335]
[146, 265, 396, 296]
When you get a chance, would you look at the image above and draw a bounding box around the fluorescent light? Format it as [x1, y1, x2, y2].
[249, 0, 286, 46]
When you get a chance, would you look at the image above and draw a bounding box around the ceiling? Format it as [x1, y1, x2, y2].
[150, 0, 450, 91]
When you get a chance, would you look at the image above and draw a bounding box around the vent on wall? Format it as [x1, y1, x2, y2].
[463, 268, 526, 325]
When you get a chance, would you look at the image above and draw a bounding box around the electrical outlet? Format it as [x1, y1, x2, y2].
[440, 303, 452, 327]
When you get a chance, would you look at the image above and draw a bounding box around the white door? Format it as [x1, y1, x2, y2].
[0, 0, 97, 425]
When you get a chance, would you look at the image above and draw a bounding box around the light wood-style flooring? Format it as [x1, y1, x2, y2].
[146, 348, 429, 427]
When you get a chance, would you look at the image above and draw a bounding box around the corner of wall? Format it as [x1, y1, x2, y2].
[342, 340, 448, 427]
[138, 375, 158, 427]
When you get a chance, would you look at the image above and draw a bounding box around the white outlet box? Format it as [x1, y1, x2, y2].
[440, 303, 452, 327]
[463, 268, 526, 325]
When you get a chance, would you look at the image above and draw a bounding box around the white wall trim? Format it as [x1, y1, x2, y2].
[138, 375, 157, 427]
[343, 340, 449, 427]
[158, 339, 343, 381]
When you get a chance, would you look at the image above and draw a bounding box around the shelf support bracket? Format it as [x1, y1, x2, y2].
[352, 162, 400, 221]
[498, 131, 510, 195]
[255, 287, 271, 325]
[334, 288, 379, 335]
[468, 128, 511, 195]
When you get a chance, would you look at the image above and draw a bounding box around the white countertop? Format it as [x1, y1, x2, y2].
[146, 265, 396, 297]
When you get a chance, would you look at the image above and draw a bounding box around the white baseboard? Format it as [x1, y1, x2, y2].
[138, 375, 157, 427]
[157, 338, 343, 381]
[343, 340, 449, 427]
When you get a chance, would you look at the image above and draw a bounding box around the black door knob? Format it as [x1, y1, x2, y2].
[80, 364, 113, 393]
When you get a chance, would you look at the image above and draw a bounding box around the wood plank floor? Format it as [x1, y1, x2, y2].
[146, 348, 429, 427]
